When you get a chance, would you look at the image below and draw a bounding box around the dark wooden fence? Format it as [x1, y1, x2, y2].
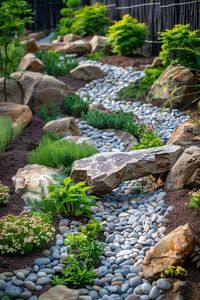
[28, 0, 200, 54]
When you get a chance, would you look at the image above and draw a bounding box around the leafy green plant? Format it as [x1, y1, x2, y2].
[0, 182, 9, 205]
[0, 116, 22, 153]
[36, 50, 78, 77]
[86, 50, 106, 62]
[107, 14, 148, 55]
[62, 94, 89, 117]
[118, 67, 163, 101]
[37, 103, 60, 123]
[160, 24, 200, 69]
[80, 219, 104, 239]
[161, 266, 188, 279]
[52, 255, 95, 287]
[30, 177, 97, 217]
[82, 110, 146, 138]
[52, 221, 104, 288]
[0, 212, 55, 254]
[0, 0, 32, 102]
[72, 3, 110, 36]
[187, 190, 200, 209]
[133, 130, 164, 150]
[28, 134, 97, 168]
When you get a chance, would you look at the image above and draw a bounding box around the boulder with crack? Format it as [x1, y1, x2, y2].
[71, 145, 183, 194]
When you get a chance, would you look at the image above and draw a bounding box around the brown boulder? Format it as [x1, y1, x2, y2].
[147, 65, 199, 109]
[21, 39, 39, 53]
[38, 42, 65, 52]
[58, 40, 91, 55]
[43, 117, 81, 137]
[0, 102, 32, 129]
[142, 224, 196, 279]
[167, 120, 200, 148]
[90, 35, 109, 53]
[71, 145, 182, 194]
[70, 64, 105, 81]
[0, 71, 72, 112]
[18, 53, 44, 72]
[39, 285, 79, 300]
[165, 146, 200, 190]
[151, 57, 163, 68]
[63, 33, 81, 43]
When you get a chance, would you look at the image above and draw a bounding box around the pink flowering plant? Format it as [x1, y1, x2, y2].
[0, 212, 55, 254]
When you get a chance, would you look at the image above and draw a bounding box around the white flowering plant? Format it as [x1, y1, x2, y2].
[0, 212, 55, 254]
[0, 181, 9, 205]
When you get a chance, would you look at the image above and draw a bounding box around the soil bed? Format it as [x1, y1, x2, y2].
[165, 189, 200, 300]
[57, 74, 88, 91]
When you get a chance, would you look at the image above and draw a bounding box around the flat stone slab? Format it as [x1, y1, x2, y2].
[71, 145, 182, 194]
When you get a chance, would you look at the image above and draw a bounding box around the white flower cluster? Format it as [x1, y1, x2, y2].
[0, 213, 55, 254]
[0, 181, 9, 205]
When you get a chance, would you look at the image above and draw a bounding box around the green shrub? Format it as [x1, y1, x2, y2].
[0, 182, 9, 205]
[37, 103, 60, 123]
[187, 190, 200, 209]
[118, 67, 163, 101]
[133, 130, 164, 150]
[82, 110, 146, 138]
[62, 94, 89, 117]
[160, 24, 200, 69]
[29, 177, 97, 218]
[36, 50, 78, 77]
[161, 266, 188, 279]
[52, 221, 104, 288]
[107, 14, 148, 55]
[0, 212, 55, 254]
[0, 116, 22, 153]
[71, 3, 110, 36]
[80, 219, 104, 239]
[28, 135, 97, 168]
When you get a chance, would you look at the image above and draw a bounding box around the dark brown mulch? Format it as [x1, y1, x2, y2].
[164, 189, 200, 300]
[100, 55, 155, 69]
[0, 116, 47, 273]
[57, 74, 89, 91]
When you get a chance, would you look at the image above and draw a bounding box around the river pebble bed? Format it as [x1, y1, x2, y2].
[0, 60, 189, 299]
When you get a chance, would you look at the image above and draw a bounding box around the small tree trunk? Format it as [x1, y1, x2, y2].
[4, 44, 8, 103]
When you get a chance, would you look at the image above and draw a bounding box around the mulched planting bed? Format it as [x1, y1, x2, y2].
[100, 55, 155, 69]
[165, 189, 200, 300]
[57, 74, 89, 91]
[0, 116, 48, 273]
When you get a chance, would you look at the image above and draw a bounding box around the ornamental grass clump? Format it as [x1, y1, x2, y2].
[62, 94, 89, 117]
[28, 134, 97, 168]
[0, 213, 55, 254]
[0, 182, 9, 205]
[0, 116, 22, 153]
[107, 14, 148, 56]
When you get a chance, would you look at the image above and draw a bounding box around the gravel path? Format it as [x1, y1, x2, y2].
[0, 60, 188, 300]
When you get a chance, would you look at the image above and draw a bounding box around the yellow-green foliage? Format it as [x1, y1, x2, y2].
[161, 266, 188, 279]
[0, 181, 9, 205]
[107, 15, 148, 55]
[187, 190, 200, 209]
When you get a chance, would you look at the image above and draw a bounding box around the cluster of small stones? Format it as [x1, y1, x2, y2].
[78, 120, 126, 152]
[78, 59, 188, 141]
[0, 183, 173, 300]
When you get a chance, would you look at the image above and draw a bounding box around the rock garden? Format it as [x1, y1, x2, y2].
[0, 1, 200, 300]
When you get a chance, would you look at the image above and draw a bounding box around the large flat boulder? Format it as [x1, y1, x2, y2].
[39, 285, 79, 300]
[71, 145, 182, 194]
[165, 146, 200, 190]
[0, 102, 32, 129]
[147, 64, 199, 109]
[142, 224, 196, 279]
[0, 71, 72, 112]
